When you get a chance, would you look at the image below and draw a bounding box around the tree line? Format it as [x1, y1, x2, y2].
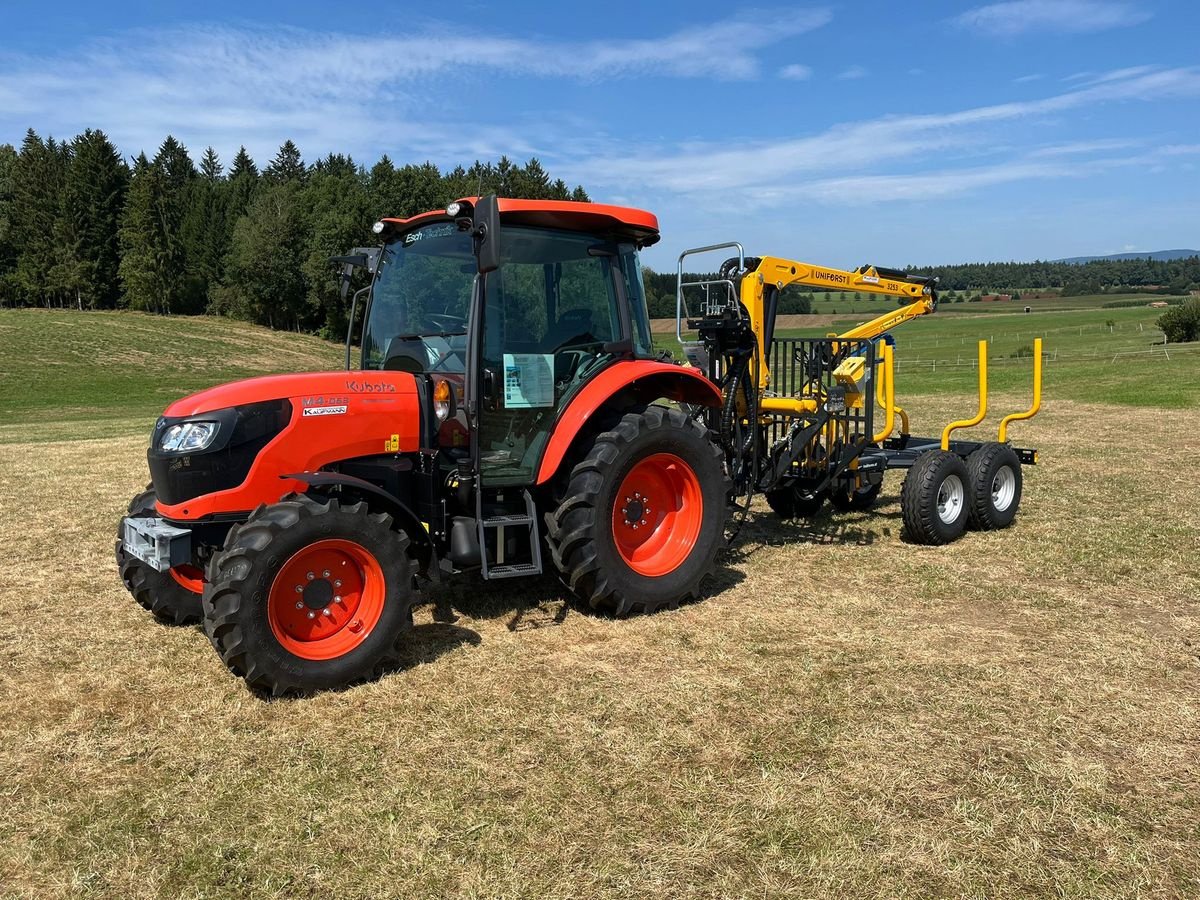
[0, 129, 589, 336]
[896, 256, 1200, 295]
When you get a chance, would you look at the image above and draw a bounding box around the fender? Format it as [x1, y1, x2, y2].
[284, 471, 430, 547]
[536, 360, 722, 485]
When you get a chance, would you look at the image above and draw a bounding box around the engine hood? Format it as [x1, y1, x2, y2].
[163, 370, 418, 417]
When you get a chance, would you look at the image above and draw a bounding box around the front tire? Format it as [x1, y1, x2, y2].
[546, 405, 729, 616]
[901, 450, 970, 545]
[115, 487, 204, 625]
[202, 494, 415, 696]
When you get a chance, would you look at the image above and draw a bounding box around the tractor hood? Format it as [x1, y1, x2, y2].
[163, 370, 418, 417]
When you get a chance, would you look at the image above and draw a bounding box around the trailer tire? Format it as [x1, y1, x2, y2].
[764, 484, 826, 519]
[546, 404, 728, 616]
[115, 486, 204, 625]
[901, 450, 970, 545]
[829, 481, 882, 512]
[966, 443, 1022, 530]
[202, 493, 415, 696]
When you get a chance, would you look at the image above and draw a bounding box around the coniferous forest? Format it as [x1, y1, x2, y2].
[2, 127, 1198, 335]
[0, 129, 589, 336]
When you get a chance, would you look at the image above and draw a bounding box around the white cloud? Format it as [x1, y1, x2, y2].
[779, 64, 813, 81]
[0, 10, 834, 162]
[563, 66, 1200, 202]
[837, 65, 869, 80]
[954, 1, 1152, 37]
[1013, 73, 1045, 83]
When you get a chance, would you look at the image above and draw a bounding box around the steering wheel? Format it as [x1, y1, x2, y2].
[426, 313, 467, 333]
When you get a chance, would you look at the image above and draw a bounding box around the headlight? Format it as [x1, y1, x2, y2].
[160, 421, 220, 452]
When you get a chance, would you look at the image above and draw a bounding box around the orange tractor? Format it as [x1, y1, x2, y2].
[116, 196, 1041, 695]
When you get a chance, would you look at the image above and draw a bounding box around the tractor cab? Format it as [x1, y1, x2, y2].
[359, 198, 660, 487]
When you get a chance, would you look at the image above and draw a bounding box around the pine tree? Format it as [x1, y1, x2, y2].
[11, 130, 68, 305]
[0, 143, 18, 304]
[183, 146, 227, 308]
[570, 185, 590, 202]
[152, 135, 199, 312]
[58, 129, 128, 309]
[118, 153, 164, 312]
[264, 140, 305, 184]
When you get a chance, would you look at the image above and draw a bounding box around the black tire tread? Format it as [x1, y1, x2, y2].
[966, 443, 1023, 531]
[900, 450, 970, 546]
[202, 493, 415, 696]
[545, 404, 729, 616]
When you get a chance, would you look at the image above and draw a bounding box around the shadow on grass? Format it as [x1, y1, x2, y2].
[727, 496, 901, 559]
[254, 544, 749, 701]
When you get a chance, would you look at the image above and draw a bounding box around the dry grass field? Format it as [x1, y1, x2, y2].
[2, 386, 1198, 898]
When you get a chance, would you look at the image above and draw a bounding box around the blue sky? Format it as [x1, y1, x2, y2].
[1, 0, 1197, 269]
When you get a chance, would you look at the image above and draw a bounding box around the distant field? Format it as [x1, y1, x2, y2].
[656, 296, 1200, 411]
[0, 310, 342, 443]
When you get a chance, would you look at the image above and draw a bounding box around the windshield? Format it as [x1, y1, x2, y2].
[361, 220, 655, 374]
[361, 222, 474, 372]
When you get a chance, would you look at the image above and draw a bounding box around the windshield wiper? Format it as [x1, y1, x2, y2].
[395, 331, 467, 340]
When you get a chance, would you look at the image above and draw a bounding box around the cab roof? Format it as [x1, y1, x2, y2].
[381, 198, 660, 247]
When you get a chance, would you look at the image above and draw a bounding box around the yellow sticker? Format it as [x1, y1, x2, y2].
[384, 433, 400, 452]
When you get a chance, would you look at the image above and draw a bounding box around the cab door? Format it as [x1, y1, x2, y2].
[473, 226, 632, 487]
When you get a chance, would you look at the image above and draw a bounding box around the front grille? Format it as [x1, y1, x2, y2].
[148, 400, 292, 506]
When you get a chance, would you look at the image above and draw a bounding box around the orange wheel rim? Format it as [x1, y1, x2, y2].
[168, 564, 205, 594]
[267, 539, 387, 661]
[611, 452, 704, 577]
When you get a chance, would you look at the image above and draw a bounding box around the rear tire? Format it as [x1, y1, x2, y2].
[764, 483, 826, 519]
[901, 450, 970, 545]
[828, 480, 882, 512]
[202, 494, 415, 696]
[115, 486, 204, 625]
[966, 443, 1023, 530]
[546, 405, 728, 616]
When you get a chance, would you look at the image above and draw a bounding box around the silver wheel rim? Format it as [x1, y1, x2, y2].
[991, 466, 1016, 512]
[937, 474, 964, 524]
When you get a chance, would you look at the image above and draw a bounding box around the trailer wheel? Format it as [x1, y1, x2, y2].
[901, 450, 971, 545]
[966, 443, 1023, 530]
[115, 486, 204, 625]
[546, 405, 729, 616]
[829, 480, 882, 512]
[202, 494, 415, 696]
[764, 484, 826, 519]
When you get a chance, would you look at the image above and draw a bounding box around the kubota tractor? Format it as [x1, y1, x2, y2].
[117, 196, 1041, 695]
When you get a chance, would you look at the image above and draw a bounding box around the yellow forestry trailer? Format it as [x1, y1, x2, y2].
[675, 243, 1042, 542]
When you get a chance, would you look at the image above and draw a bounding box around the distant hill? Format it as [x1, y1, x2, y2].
[1054, 249, 1199, 264]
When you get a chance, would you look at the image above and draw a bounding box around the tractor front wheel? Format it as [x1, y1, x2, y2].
[202, 494, 415, 696]
[900, 450, 971, 545]
[115, 487, 204, 625]
[546, 405, 729, 616]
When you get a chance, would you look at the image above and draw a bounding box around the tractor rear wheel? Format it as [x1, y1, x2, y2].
[546, 405, 728, 616]
[202, 494, 415, 696]
[966, 443, 1023, 530]
[901, 450, 970, 545]
[764, 483, 826, 519]
[115, 486, 204, 625]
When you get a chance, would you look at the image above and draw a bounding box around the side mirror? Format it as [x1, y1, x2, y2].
[474, 194, 501, 275]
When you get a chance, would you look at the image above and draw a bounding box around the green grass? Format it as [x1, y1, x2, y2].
[0, 307, 1197, 897]
[0, 310, 342, 443]
[775, 304, 1200, 409]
